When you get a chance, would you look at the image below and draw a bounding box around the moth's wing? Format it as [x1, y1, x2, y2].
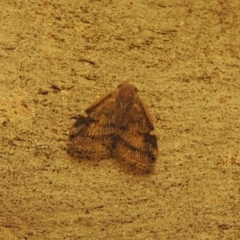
[115, 95, 158, 166]
[69, 90, 116, 145]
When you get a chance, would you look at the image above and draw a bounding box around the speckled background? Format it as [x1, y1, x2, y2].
[0, 0, 240, 239]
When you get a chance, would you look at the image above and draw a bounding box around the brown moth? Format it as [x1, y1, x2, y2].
[69, 82, 158, 167]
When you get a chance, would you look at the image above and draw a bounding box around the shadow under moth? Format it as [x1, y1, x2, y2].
[69, 82, 158, 169]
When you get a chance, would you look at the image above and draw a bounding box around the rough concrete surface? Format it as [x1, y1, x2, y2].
[0, 0, 240, 239]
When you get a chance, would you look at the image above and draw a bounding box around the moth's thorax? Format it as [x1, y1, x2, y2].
[117, 84, 137, 106]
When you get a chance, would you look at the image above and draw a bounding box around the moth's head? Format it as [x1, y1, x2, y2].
[117, 83, 138, 105]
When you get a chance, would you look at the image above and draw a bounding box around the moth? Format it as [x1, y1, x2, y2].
[69, 82, 158, 168]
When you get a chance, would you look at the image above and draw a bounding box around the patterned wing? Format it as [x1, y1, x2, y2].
[69, 91, 116, 145]
[113, 84, 158, 166]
